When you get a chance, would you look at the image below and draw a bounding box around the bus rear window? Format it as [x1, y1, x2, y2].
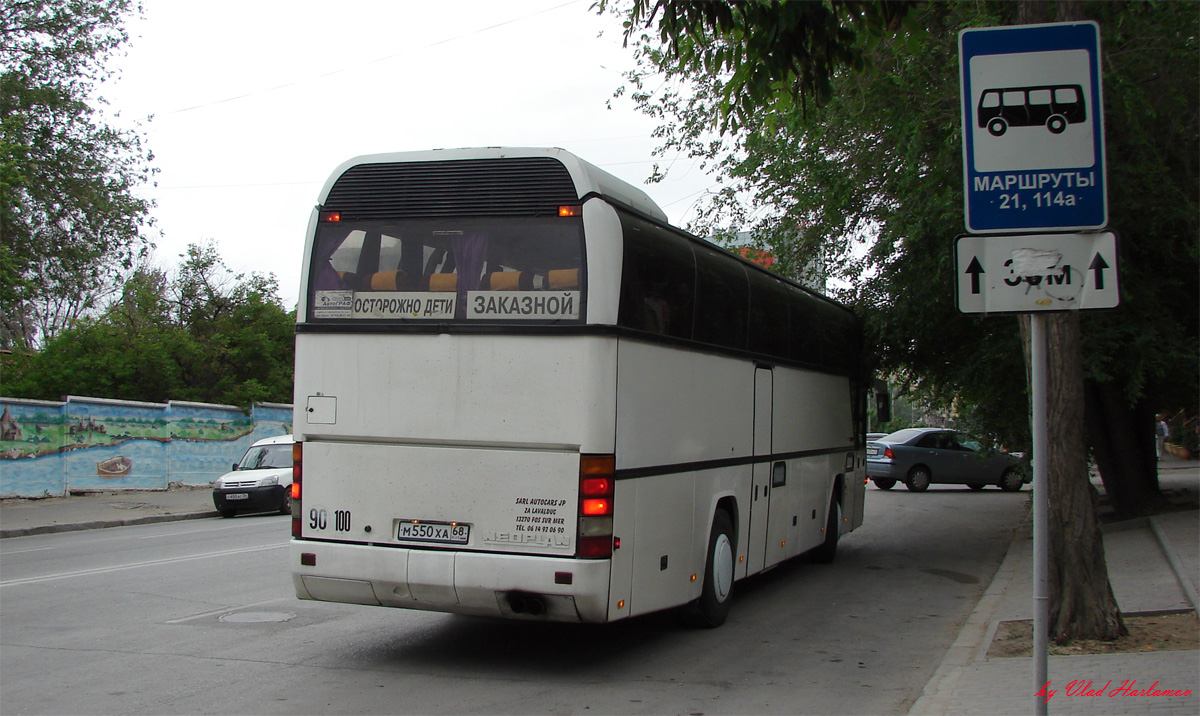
[307, 217, 584, 323]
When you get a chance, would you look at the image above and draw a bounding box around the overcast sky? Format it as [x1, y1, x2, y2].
[100, 0, 718, 307]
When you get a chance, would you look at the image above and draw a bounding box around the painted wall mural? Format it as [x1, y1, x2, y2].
[0, 397, 293, 497]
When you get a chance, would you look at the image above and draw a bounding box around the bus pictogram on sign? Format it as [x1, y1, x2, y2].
[978, 84, 1086, 137]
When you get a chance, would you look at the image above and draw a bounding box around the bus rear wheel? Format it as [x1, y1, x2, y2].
[686, 510, 735, 628]
[810, 496, 841, 564]
[987, 117, 1008, 136]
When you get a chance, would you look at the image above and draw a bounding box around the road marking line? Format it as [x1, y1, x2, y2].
[1, 546, 56, 555]
[0, 543, 287, 587]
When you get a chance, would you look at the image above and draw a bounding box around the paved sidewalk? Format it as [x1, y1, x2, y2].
[910, 457, 1200, 715]
[0, 484, 218, 538]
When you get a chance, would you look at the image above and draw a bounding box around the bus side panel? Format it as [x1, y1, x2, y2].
[771, 369, 855, 453]
[626, 473, 697, 618]
[608, 479, 636, 620]
[845, 455, 866, 532]
[614, 340, 754, 472]
[760, 453, 841, 567]
[615, 340, 755, 579]
[770, 368, 861, 554]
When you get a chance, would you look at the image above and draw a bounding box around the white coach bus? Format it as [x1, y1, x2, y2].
[290, 147, 869, 626]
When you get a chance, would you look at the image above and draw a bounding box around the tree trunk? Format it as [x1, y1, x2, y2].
[1044, 313, 1126, 642]
[1014, 0, 1126, 647]
[1086, 380, 1168, 519]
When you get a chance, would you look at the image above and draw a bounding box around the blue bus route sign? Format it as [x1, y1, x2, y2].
[959, 22, 1106, 234]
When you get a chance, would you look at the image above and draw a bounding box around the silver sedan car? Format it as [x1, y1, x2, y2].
[866, 428, 1026, 492]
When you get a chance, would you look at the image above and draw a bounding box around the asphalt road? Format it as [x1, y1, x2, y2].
[0, 485, 1029, 715]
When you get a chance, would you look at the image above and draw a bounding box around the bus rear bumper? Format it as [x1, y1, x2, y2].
[290, 540, 613, 623]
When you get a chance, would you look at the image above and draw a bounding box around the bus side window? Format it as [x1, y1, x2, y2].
[693, 244, 748, 351]
[618, 216, 695, 340]
[747, 270, 790, 359]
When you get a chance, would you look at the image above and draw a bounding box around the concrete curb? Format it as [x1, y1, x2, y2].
[0, 510, 219, 539]
[1149, 514, 1200, 613]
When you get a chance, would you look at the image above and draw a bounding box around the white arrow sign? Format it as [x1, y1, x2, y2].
[955, 231, 1119, 314]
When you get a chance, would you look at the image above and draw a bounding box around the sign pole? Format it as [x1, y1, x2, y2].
[957, 24, 1110, 711]
[1031, 313, 1050, 716]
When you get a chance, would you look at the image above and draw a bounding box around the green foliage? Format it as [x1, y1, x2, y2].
[610, 0, 1199, 449]
[3, 243, 296, 408]
[1079, 1, 1199, 412]
[0, 0, 156, 350]
[599, 0, 919, 132]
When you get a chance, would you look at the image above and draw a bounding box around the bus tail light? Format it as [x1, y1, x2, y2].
[291, 442, 303, 538]
[578, 454, 615, 559]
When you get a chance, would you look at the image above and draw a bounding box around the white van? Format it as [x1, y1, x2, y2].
[212, 434, 294, 517]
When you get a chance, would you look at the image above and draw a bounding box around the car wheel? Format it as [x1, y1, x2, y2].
[998, 468, 1024, 492]
[685, 510, 736, 628]
[218, 507, 236, 518]
[905, 466, 932, 492]
[873, 478, 896, 490]
[278, 491, 291, 515]
[968, 483, 986, 491]
[810, 496, 841, 564]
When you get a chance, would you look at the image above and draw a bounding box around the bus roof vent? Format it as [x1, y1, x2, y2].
[323, 157, 580, 219]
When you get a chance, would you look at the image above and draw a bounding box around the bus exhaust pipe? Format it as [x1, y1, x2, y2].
[507, 592, 546, 616]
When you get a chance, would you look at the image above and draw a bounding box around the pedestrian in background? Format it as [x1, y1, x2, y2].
[1155, 414, 1169, 459]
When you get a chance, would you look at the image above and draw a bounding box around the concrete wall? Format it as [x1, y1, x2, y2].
[0, 396, 292, 497]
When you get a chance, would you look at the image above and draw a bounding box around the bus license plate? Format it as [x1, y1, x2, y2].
[226, 493, 249, 500]
[397, 520, 469, 544]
